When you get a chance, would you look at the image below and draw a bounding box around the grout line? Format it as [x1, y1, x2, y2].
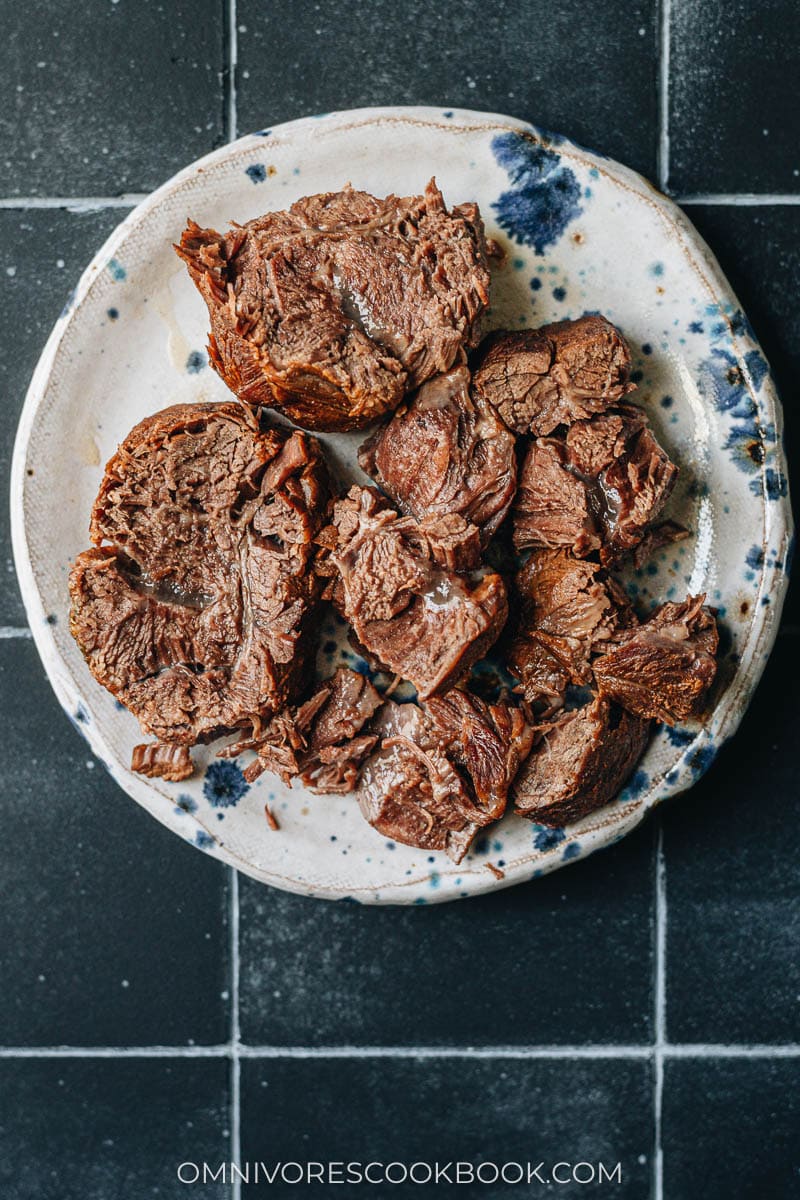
[0, 195, 145, 212]
[657, 0, 671, 191]
[1, 1043, 798, 1061]
[653, 821, 667, 1200]
[230, 866, 242, 1198]
[0, 1046, 231, 1058]
[678, 193, 800, 206]
[0, 627, 32, 639]
[235, 1045, 654, 1060]
[226, 0, 238, 143]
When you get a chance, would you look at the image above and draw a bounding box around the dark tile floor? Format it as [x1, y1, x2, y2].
[1, 2, 797, 1198]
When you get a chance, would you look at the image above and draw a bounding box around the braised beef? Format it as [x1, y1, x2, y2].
[508, 549, 634, 707]
[227, 667, 382, 791]
[513, 407, 677, 564]
[593, 594, 718, 724]
[473, 315, 633, 436]
[513, 695, 650, 826]
[357, 692, 533, 861]
[130, 742, 194, 782]
[358, 364, 517, 543]
[512, 437, 600, 557]
[631, 520, 690, 568]
[177, 180, 490, 432]
[316, 487, 508, 699]
[69, 403, 328, 763]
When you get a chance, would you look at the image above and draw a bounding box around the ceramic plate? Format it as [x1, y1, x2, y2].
[11, 106, 793, 904]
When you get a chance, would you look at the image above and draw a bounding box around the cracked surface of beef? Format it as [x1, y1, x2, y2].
[316, 487, 508, 699]
[227, 667, 382, 792]
[472, 315, 633, 436]
[513, 695, 651, 826]
[357, 691, 533, 862]
[508, 549, 635, 707]
[358, 364, 517, 543]
[513, 407, 677, 565]
[593, 594, 719, 724]
[69, 402, 329, 760]
[177, 180, 490, 432]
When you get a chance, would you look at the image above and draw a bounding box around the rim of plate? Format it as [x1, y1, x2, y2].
[10, 106, 794, 904]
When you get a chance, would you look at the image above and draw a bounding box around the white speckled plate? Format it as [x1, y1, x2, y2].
[11, 107, 793, 904]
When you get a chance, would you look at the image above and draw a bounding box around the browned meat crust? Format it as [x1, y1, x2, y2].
[131, 742, 194, 782]
[176, 180, 491, 432]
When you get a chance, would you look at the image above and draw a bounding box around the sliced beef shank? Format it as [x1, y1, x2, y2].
[69, 403, 329, 767]
[593, 594, 718, 724]
[513, 695, 650, 826]
[316, 487, 508, 699]
[177, 180, 491, 432]
[358, 364, 517, 543]
[473, 315, 633, 436]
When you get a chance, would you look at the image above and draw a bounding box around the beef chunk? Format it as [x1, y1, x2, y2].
[131, 742, 194, 782]
[227, 667, 382, 792]
[593, 594, 719, 724]
[316, 487, 508, 699]
[177, 180, 490, 432]
[69, 403, 328, 759]
[512, 438, 600, 557]
[357, 692, 533, 861]
[358, 364, 517, 543]
[508, 549, 634, 706]
[472, 315, 633, 436]
[513, 407, 677, 564]
[513, 696, 650, 826]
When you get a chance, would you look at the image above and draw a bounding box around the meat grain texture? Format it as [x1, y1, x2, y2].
[177, 181, 490, 431]
[69, 402, 329, 773]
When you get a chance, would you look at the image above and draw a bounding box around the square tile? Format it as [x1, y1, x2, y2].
[0, 208, 125, 626]
[662, 1057, 799, 1199]
[239, 824, 655, 1047]
[237, 0, 659, 179]
[0, 1057, 230, 1199]
[240, 1056, 653, 1197]
[669, 1, 800, 194]
[683, 203, 799, 625]
[0, 638, 230, 1046]
[0, 3, 225, 196]
[662, 639, 800, 1044]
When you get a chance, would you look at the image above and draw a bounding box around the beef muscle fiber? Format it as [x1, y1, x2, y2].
[69, 402, 329, 762]
[177, 180, 491, 432]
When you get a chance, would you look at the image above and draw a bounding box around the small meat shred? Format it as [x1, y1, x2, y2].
[316, 486, 508, 699]
[593, 594, 719, 724]
[472, 315, 634, 436]
[176, 180, 490, 432]
[358, 364, 517, 543]
[223, 667, 382, 792]
[131, 742, 194, 782]
[513, 695, 650, 826]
